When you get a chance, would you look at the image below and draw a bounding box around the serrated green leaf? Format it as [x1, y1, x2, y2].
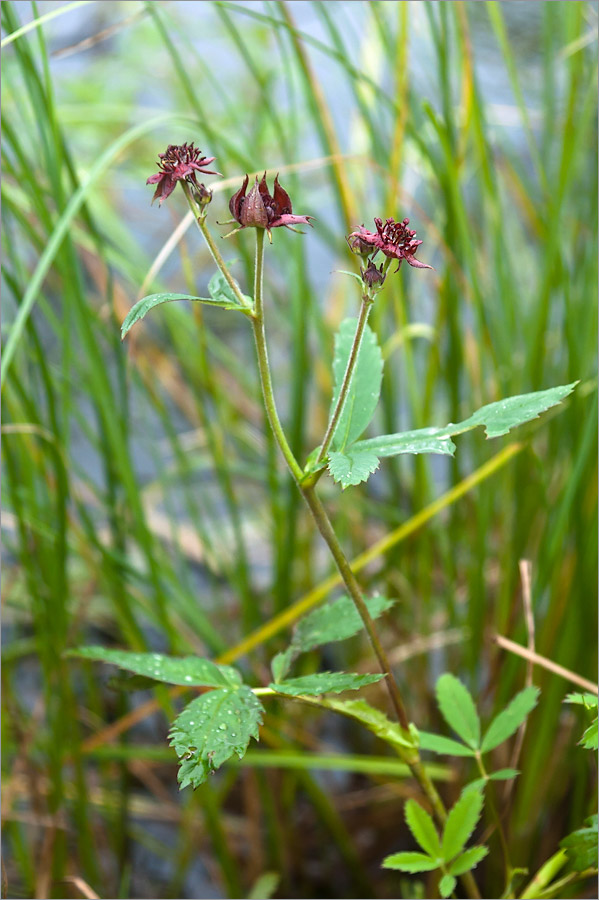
[436, 674, 481, 749]
[68, 646, 241, 688]
[447, 845, 489, 876]
[208, 270, 252, 307]
[328, 447, 380, 487]
[439, 874, 457, 898]
[417, 731, 476, 757]
[560, 815, 598, 871]
[462, 778, 487, 794]
[564, 692, 598, 708]
[404, 799, 442, 858]
[271, 594, 395, 682]
[322, 698, 416, 751]
[352, 428, 456, 459]
[329, 318, 383, 451]
[106, 672, 159, 692]
[481, 686, 540, 753]
[347, 383, 577, 464]
[444, 382, 577, 439]
[580, 718, 598, 750]
[271, 648, 296, 684]
[488, 768, 520, 781]
[441, 788, 484, 862]
[271, 671, 384, 696]
[382, 852, 440, 873]
[121, 291, 246, 338]
[463, 769, 520, 791]
[169, 685, 263, 789]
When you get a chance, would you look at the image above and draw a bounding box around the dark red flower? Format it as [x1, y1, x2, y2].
[147, 142, 221, 205]
[228, 173, 313, 236]
[347, 217, 433, 271]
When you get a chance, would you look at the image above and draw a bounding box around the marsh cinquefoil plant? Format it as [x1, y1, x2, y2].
[70, 142, 585, 898]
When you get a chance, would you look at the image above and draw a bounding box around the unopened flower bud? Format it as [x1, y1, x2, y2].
[346, 225, 375, 257]
[360, 260, 386, 289]
[193, 182, 212, 210]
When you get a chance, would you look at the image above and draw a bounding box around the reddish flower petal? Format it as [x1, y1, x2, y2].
[272, 175, 292, 216]
[404, 254, 433, 269]
[240, 178, 269, 227]
[269, 214, 314, 228]
[229, 174, 249, 220]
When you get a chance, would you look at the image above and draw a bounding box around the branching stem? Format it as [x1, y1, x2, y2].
[316, 293, 373, 463]
[191, 219, 480, 900]
[181, 182, 252, 311]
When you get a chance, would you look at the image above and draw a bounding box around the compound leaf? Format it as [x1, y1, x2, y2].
[68, 646, 241, 688]
[169, 686, 263, 789]
[436, 674, 481, 749]
[481, 686, 540, 753]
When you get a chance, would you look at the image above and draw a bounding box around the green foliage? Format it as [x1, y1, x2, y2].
[417, 732, 476, 757]
[207, 269, 252, 307]
[447, 384, 578, 439]
[441, 788, 484, 861]
[271, 594, 394, 681]
[564, 692, 598, 750]
[404, 798, 442, 859]
[353, 428, 456, 460]
[328, 383, 578, 487]
[446, 845, 488, 876]
[438, 874, 457, 898]
[382, 790, 488, 896]
[2, 0, 596, 894]
[421, 675, 539, 768]
[436, 674, 481, 749]
[329, 317, 383, 451]
[68, 646, 242, 688]
[480, 686, 540, 752]
[271, 671, 384, 696]
[464, 768, 520, 794]
[169, 685, 264, 789]
[121, 291, 248, 338]
[560, 815, 598, 872]
[328, 448, 380, 488]
[383, 852, 440, 873]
